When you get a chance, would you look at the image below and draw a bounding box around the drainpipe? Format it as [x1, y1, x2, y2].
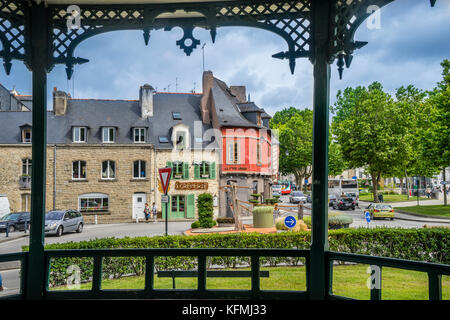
[53, 145, 56, 210]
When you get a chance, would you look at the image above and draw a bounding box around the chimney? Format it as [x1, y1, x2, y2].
[200, 71, 214, 124]
[53, 88, 69, 116]
[139, 84, 155, 118]
[230, 86, 246, 103]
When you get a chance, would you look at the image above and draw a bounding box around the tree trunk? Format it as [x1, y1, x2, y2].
[371, 171, 379, 203]
[405, 169, 410, 200]
[444, 167, 447, 206]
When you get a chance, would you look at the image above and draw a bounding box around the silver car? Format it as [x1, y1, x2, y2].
[289, 191, 307, 203]
[45, 210, 84, 237]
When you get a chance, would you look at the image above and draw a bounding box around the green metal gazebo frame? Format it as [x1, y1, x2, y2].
[0, 0, 447, 300]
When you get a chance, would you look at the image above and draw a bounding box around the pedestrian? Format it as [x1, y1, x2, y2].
[151, 202, 157, 223]
[0, 272, 3, 291]
[378, 193, 383, 203]
[144, 203, 150, 221]
[426, 187, 431, 199]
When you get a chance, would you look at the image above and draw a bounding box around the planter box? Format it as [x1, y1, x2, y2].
[218, 223, 235, 227]
[253, 212, 273, 228]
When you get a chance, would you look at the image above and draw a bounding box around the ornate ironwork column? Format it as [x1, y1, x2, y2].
[309, 0, 332, 300]
[26, 2, 48, 299]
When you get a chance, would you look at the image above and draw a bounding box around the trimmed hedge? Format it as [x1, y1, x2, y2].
[26, 228, 449, 287]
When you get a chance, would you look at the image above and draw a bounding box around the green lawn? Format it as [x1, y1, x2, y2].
[51, 264, 450, 300]
[360, 193, 430, 203]
[394, 205, 450, 218]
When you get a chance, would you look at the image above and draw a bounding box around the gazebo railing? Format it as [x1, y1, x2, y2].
[326, 252, 450, 301]
[1, 249, 449, 300]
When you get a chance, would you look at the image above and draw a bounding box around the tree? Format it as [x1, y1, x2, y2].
[332, 82, 411, 202]
[328, 132, 348, 177]
[421, 60, 450, 205]
[269, 106, 302, 128]
[273, 108, 313, 190]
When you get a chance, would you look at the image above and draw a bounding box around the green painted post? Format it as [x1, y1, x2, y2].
[26, 3, 48, 300]
[428, 272, 442, 300]
[309, 0, 331, 300]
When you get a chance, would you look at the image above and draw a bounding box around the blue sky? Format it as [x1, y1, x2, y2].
[0, 0, 449, 117]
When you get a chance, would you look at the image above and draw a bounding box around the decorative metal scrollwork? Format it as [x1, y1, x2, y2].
[0, 0, 440, 80]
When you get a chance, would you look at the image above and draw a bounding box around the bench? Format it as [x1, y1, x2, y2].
[157, 270, 270, 289]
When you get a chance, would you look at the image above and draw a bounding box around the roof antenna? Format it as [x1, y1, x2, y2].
[201, 43, 206, 72]
[248, 93, 251, 102]
[175, 77, 178, 93]
[167, 84, 171, 92]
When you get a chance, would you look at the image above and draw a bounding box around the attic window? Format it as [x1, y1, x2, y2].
[159, 136, 169, 143]
[22, 128, 32, 143]
[172, 112, 182, 120]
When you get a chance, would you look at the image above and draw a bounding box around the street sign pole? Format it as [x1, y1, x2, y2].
[158, 167, 172, 237]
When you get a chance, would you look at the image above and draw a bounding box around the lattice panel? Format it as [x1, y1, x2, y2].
[215, 1, 312, 54]
[0, 0, 26, 74]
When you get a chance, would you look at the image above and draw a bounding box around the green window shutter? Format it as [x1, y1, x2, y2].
[183, 162, 189, 179]
[186, 194, 195, 218]
[210, 162, 216, 179]
[194, 164, 200, 179]
[166, 161, 172, 179]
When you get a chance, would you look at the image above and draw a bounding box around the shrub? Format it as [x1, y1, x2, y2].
[191, 221, 200, 229]
[328, 212, 353, 226]
[216, 217, 234, 224]
[28, 228, 449, 287]
[253, 206, 274, 214]
[197, 193, 214, 228]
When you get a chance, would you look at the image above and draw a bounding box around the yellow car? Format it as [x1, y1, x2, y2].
[366, 203, 395, 220]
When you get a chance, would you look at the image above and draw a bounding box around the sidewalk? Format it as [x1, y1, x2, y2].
[359, 199, 444, 207]
[0, 231, 29, 244]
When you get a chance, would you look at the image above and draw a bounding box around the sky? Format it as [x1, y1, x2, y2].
[0, 0, 449, 117]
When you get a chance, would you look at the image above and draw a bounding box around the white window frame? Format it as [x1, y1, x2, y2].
[73, 127, 87, 143]
[176, 131, 186, 150]
[102, 127, 116, 143]
[227, 140, 240, 164]
[22, 129, 32, 143]
[72, 160, 87, 180]
[133, 127, 146, 143]
[133, 160, 146, 179]
[101, 160, 116, 180]
[78, 193, 109, 212]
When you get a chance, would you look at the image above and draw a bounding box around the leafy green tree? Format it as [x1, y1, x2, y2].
[421, 60, 450, 205]
[269, 106, 302, 128]
[274, 109, 313, 190]
[332, 82, 411, 202]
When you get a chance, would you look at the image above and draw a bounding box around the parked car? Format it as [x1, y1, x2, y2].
[45, 210, 84, 237]
[332, 197, 356, 210]
[366, 203, 395, 220]
[289, 191, 307, 203]
[345, 192, 359, 207]
[0, 195, 10, 219]
[0, 212, 30, 233]
[328, 194, 337, 207]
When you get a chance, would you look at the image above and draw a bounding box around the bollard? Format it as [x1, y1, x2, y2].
[298, 202, 304, 221]
[5, 222, 9, 238]
[24, 221, 27, 233]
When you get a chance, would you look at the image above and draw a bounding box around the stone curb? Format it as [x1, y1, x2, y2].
[393, 210, 450, 223]
[0, 233, 29, 244]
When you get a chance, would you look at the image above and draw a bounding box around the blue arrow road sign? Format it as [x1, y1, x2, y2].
[365, 211, 371, 223]
[284, 216, 297, 229]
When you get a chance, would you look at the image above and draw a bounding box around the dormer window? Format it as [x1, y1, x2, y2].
[134, 127, 146, 143]
[102, 127, 116, 143]
[176, 131, 186, 150]
[73, 127, 87, 143]
[22, 128, 32, 143]
[159, 136, 169, 143]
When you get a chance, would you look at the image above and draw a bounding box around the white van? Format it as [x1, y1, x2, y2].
[0, 195, 11, 218]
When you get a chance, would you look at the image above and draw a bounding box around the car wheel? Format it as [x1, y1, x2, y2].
[8, 225, 15, 233]
[56, 226, 63, 237]
[76, 223, 83, 233]
[352, 207, 355, 211]
[390, 218, 394, 221]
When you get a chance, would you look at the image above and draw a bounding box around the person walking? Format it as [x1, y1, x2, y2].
[151, 202, 158, 223]
[144, 203, 150, 221]
[378, 193, 383, 203]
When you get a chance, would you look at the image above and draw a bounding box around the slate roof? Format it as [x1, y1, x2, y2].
[211, 78, 261, 128]
[0, 93, 218, 150]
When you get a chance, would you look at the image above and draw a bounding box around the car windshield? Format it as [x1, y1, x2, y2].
[1, 213, 21, 221]
[45, 211, 64, 220]
[346, 193, 356, 197]
[292, 192, 304, 196]
[376, 204, 392, 210]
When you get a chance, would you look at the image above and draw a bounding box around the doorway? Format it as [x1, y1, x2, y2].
[132, 193, 146, 220]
